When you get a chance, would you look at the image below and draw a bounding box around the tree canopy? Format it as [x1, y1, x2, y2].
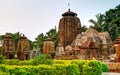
[89, 4, 120, 41]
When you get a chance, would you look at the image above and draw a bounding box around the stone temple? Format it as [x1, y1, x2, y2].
[2, 33, 30, 60]
[58, 9, 82, 48]
[2, 33, 15, 59]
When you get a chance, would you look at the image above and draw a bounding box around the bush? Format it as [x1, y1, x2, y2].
[31, 54, 53, 65]
[82, 60, 102, 75]
[0, 64, 79, 75]
[0, 54, 4, 64]
[0, 60, 103, 75]
[102, 63, 109, 72]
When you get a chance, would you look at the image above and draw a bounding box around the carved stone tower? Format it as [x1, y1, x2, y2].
[43, 37, 55, 55]
[58, 9, 82, 48]
[17, 35, 30, 60]
[2, 33, 15, 59]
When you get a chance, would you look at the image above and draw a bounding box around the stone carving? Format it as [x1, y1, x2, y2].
[2, 33, 15, 59]
[58, 9, 82, 48]
[17, 35, 30, 60]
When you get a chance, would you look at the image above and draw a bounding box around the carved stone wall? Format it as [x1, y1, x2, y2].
[58, 9, 82, 48]
[2, 33, 15, 59]
[17, 35, 30, 60]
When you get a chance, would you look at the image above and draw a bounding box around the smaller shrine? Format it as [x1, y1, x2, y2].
[43, 37, 55, 58]
[114, 37, 120, 62]
[2, 33, 15, 59]
[17, 35, 30, 60]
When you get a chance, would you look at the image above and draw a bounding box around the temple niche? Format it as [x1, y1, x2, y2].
[2, 33, 15, 59]
[114, 37, 120, 62]
[17, 35, 30, 60]
[58, 9, 82, 48]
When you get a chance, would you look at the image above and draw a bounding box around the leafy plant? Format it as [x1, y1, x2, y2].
[102, 63, 109, 72]
[0, 54, 4, 64]
[31, 54, 53, 65]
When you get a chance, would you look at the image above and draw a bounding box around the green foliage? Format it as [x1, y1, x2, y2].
[82, 25, 87, 32]
[2, 59, 31, 65]
[0, 47, 2, 54]
[46, 26, 58, 47]
[102, 63, 109, 72]
[82, 60, 102, 75]
[34, 33, 46, 52]
[0, 60, 103, 75]
[89, 14, 104, 32]
[89, 4, 120, 41]
[31, 54, 53, 65]
[0, 54, 4, 64]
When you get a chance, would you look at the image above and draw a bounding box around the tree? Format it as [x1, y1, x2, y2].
[46, 26, 58, 47]
[34, 33, 46, 52]
[89, 14, 104, 32]
[103, 4, 120, 41]
[89, 4, 120, 41]
[82, 25, 87, 32]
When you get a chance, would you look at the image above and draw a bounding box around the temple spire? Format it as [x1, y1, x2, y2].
[68, 0, 70, 11]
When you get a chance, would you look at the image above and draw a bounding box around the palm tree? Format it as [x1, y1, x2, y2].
[46, 26, 58, 47]
[89, 14, 104, 32]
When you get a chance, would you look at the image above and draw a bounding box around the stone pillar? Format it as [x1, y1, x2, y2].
[114, 37, 120, 62]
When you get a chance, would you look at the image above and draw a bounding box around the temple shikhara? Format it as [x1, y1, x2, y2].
[17, 35, 30, 60]
[2, 33, 30, 60]
[2, 33, 15, 59]
[58, 9, 82, 48]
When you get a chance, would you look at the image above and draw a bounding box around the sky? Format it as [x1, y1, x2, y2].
[0, 0, 120, 41]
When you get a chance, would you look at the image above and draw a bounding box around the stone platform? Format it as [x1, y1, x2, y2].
[102, 72, 120, 75]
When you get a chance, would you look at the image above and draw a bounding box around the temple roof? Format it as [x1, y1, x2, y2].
[62, 9, 77, 16]
[84, 27, 99, 37]
[4, 33, 12, 39]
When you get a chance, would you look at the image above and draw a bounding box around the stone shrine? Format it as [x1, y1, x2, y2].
[114, 37, 120, 62]
[17, 35, 30, 60]
[58, 9, 82, 48]
[43, 37, 55, 56]
[2, 33, 15, 59]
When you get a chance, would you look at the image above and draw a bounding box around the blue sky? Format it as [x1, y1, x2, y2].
[0, 0, 120, 41]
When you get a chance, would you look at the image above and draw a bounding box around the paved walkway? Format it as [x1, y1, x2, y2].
[102, 72, 120, 75]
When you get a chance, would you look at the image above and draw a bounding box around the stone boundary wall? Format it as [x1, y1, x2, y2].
[108, 63, 120, 72]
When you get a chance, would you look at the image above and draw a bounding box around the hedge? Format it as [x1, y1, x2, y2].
[0, 60, 103, 75]
[0, 64, 79, 75]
